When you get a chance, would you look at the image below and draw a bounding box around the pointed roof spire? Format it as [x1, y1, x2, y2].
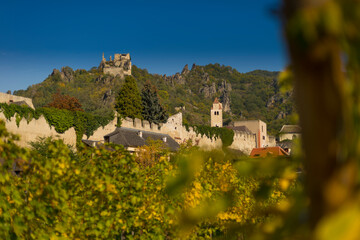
[213, 97, 220, 104]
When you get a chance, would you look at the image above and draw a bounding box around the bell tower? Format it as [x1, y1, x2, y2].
[211, 98, 223, 127]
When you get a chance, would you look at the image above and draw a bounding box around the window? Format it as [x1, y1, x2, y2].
[263, 136, 265, 140]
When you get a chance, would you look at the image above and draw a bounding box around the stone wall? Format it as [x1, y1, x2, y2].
[84, 118, 118, 141]
[229, 131, 256, 155]
[0, 112, 77, 148]
[1, 109, 254, 154]
[0, 92, 35, 109]
[87, 113, 223, 150]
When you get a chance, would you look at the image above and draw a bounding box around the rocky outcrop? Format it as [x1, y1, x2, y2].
[191, 63, 197, 71]
[163, 72, 186, 86]
[219, 80, 231, 112]
[220, 90, 231, 112]
[95, 75, 116, 85]
[181, 64, 190, 75]
[61, 67, 74, 82]
[102, 89, 112, 102]
[199, 82, 216, 98]
[266, 95, 276, 108]
[218, 80, 232, 92]
[276, 111, 286, 119]
[51, 67, 74, 83]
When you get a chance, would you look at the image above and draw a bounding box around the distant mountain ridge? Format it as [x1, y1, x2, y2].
[14, 63, 294, 135]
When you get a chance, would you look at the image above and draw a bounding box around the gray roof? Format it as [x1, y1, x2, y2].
[82, 139, 101, 148]
[104, 127, 180, 151]
[227, 126, 253, 134]
[279, 125, 301, 134]
[10, 101, 32, 108]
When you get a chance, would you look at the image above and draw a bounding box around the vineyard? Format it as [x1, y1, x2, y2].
[0, 120, 298, 239]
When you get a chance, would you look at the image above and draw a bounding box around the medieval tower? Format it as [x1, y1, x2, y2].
[211, 98, 223, 127]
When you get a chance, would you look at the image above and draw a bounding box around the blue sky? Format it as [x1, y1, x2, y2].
[0, 0, 287, 92]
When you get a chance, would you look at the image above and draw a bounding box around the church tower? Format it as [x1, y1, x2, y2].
[211, 98, 223, 127]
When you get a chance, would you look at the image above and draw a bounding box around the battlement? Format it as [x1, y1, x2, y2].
[121, 117, 163, 133]
[100, 53, 132, 77]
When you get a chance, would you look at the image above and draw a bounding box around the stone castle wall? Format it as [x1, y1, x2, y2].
[0, 112, 77, 148]
[87, 113, 223, 150]
[0, 92, 35, 109]
[1, 110, 255, 154]
[229, 131, 256, 155]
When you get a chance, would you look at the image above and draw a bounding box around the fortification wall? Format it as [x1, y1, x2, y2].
[1, 108, 252, 154]
[0, 92, 35, 109]
[0, 112, 77, 147]
[229, 131, 256, 155]
[84, 118, 118, 141]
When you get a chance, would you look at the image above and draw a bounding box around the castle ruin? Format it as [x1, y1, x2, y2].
[99, 53, 132, 77]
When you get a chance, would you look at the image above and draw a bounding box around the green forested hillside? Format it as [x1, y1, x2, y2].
[14, 64, 295, 135]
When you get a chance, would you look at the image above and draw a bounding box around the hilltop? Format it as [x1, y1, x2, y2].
[14, 60, 294, 135]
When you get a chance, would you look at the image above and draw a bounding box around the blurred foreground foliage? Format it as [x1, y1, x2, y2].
[0, 120, 300, 239]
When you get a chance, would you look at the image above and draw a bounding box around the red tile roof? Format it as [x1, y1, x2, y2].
[250, 146, 289, 158]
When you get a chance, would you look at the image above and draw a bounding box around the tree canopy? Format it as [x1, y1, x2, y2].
[46, 92, 83, 112]
[115, 76, 143, 119]
[141, 81, 168, 124]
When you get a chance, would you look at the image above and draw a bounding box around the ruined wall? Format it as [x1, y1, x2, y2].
[0, 92, 35, 109]
[101, 53, 132, 77]
[0, 112, 77, 148]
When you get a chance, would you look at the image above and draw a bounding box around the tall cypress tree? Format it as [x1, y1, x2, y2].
[141, 81, 168, 124]
[115, 76, 142, 119]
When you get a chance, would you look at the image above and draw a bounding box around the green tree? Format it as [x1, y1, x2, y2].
[115, 76, 142, 119]
[141, 81, 168, 124]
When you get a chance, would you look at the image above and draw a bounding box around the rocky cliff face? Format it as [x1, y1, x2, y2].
[51, 67, 75, 83]
[162, 64, 233, 112]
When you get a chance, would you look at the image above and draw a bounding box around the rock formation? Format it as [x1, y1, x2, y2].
[162, 72, 186, 86]
[51, 67, 74, 83]
[199, 82, 217, 98]
[181, 64, 190, 75]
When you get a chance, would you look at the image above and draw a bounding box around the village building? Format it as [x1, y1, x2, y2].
[103, 127, 179, 152]
[231, 120, 269, 148]
[279, 125, 301, 141]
